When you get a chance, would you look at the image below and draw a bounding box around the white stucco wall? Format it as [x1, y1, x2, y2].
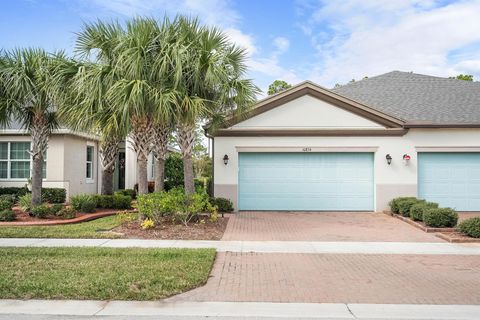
[232, 95, 383, 129]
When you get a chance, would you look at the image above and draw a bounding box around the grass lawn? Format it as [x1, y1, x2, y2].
[0, 214, 136, 238]
[0, 247, 216, 300]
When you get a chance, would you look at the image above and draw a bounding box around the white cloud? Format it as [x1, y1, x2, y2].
[273, 37, 290, 54]
[224, 28, 257, 56]
[298, 0, 480, 86]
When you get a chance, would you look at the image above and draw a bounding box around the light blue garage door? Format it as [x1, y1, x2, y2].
[238, 152, 374, 211]
[418, 153, 480, 211]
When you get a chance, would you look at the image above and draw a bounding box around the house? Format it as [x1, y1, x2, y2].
[210, 71, 480, 212]
[0, 121, 177, 198]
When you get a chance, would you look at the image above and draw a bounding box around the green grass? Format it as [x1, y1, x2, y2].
[0, 214, 136, 238]
[0, 247, 216, 300]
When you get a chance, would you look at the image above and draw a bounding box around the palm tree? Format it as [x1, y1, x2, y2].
[171, 17, 259, 194]
[0, 48, 67, 206]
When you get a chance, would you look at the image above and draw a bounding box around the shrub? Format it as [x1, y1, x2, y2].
[409, 202, 438, 221]
[49, 203, 64, 215]
[42, 188, 66, 204]
[458, 217, 480, 238]
[137, 191, 175, 222]
[389, 197, 417, 214]
[55, 207, 76, 219]
[141, 218, 155, 229]
[18, 193, 32, 212]
[165, 153, 184, 190]
[95, 194, 132, 209]
[423, 208, 458, 228]
[114, 189, 136, 200]
[0, 187, 28, 199]
[209, 197, 234, 213]
[81, 200, 96, 213]
[0, 209, 15, 221]
[0, 194, 15, 206]
[397, 198, 424, 217]
[95, 195, 114, 209]
[0, 199, 12, 211]
[31, 204, 51, 218]
[71, 194, 97, 211]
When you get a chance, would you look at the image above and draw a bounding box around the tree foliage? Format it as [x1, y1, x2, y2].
[450, 74, 473, 81]
[267, 80, 292, 95]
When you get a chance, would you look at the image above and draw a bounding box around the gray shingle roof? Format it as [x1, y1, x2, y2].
[331, 71, 480, 125]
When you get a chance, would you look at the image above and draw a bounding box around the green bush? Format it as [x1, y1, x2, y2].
[80, 200, 96, 213]
[165, 153, 184, 190]
[49, 203, 64, 215]
[18, 193, 32, 212]
[42, 188, 66, 203]
[458, 217, 480, 238]
[94, 195, 114, 209]
[55, 207, 76, 219]
[0, 199, 13, 211]
[0, 187, 28, 199]
[0, 194, 15, 206]
[114, 189, 136, 200]
[397, 198, 424, 217]
[389, 197, 417, 214]
[94, 194, 132, 210]
[70, 194, 97, 211]
[31, 204, 51, 218]
[210, 197, 234, 212]
[423, 208, 458, 228]
[409, 202, 438, 221]
[0, 209, 15, 221]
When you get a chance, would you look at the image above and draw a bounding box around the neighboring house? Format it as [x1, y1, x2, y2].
[0, 123, 178, 198]
[210, 71, 480, 212]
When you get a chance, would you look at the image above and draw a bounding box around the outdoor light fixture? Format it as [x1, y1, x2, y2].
[223, 154, 229, 165]
[403, 154, 411, 165]
[386, 154, 392, 165]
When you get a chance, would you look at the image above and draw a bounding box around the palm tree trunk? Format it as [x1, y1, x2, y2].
[130, 116, 154, 195]
[30, 114, 50, 206]
[99, 136, 120, 195]
[152, 124, 170, 192]
[178, 124, 195, 195]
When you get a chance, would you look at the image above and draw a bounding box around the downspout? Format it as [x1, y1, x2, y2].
[203, 127, 214, 198]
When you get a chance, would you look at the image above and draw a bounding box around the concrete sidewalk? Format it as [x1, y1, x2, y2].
[0, 300, 479, 319]
[0, 237, 479, 255]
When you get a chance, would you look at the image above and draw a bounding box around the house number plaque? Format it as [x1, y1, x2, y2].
[302, 147, 312, 152]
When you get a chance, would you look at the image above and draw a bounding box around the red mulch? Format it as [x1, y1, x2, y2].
[10, 207, 121, 222]
[113, 216, 229, 240]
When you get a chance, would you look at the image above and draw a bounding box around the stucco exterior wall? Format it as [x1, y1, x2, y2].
[213, 128, 480, 212]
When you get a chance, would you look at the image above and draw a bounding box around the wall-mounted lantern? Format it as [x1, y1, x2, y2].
[403, 154, 411, 165]
[223, 154, 229, 165]
[386, 154, 392, 165]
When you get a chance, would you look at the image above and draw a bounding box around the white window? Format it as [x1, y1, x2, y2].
[86, 145, 94, 180]
[0, 142, 46, 180]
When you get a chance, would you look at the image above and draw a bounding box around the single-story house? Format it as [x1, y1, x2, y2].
[210, 71, 480, 212]
[0, 121, 177, 198]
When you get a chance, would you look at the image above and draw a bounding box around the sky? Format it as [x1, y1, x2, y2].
[2, 0, 480, 95]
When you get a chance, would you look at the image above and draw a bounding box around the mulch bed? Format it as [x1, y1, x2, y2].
[383, 210, 456, 233]
[112, 216, 229, 240]
[436, 231, 480, 243]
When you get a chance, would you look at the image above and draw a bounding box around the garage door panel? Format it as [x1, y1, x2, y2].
[238, 152, 374, 211]
[418, 153, 480, 211]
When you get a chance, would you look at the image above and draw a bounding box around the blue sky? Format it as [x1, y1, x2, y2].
[2, 0, 480, 95]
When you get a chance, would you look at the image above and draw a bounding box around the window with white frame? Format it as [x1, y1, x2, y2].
[86, 145, 94, 179]
[0, 142, 46, 180]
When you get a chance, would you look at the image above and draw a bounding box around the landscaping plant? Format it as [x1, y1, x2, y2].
[0, 199, 13, 211]
[0, 210, 15, 222]
[389, 197, 417, 214]
[458, 217, 480, 238]
[210, 197, 234, 213]
[409, 202, 438, 221]
[397, 198, 425, 217]
[114, 189, 136, 200]
[55, 207, 76, 219]
[41, 188, 66, 204]
[70, 194, 97, 211]
[423, 208, 458, 228]
[31, 204, 51, 218]
[18, 193, 32, 212]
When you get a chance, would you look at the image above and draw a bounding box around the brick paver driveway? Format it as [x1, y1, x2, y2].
[222, 211, 442, 242]
[170, 252, 480, 304]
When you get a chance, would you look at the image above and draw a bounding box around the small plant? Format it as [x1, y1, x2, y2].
[389, 197, 417, 214]
[31, 204, 51, 218]
[409, 202, 438, 221]
[0, 199, 12, 211]
[55, 207, 76, 219]
[49, 204, 64, 215]
[0, 194, 15, 206]
[41, 188, 66, 203]
[0, 209, 15, 221]
[210, 197, 234, 213]
[112, 195, 132, 209]
[423, 208, 458, 228]
[141, 218, 155, 229]
[71, 194, 97, 211]
[114, 189, 137, 200]
[18, 193, 32, 212]
[80, 200, 96, 213]
[458, 217, 480, 238]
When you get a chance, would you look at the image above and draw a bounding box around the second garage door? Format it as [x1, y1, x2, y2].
[238, 152, 374, 211]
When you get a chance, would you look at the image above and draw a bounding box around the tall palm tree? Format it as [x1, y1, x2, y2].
[171, 17, 259, 194]
[0, 48, 67, 206]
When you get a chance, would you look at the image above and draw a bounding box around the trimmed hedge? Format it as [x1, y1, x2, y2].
[423, 208, 458, 228]
[0, 187, 28, 199]
[114, 189, 136, 200]
[458, 217, 480, 238]
[0, 209, 15, 221]
[398, 198, 425, 217]
[95, 194, 132, 210]
[42, 188, 66, 204]
[210, 197, 234, 213]
[409, 202, 438, 221]
[389, 197, 417, 214]
[0, 199, 13, 211]
[70, 194, 96, 211]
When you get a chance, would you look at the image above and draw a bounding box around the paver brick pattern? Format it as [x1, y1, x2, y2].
[170, 252, 480, 304]
[222, 212, 443, 242]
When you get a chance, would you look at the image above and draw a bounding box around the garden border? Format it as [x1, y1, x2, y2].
[383, 210, 456, 233]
